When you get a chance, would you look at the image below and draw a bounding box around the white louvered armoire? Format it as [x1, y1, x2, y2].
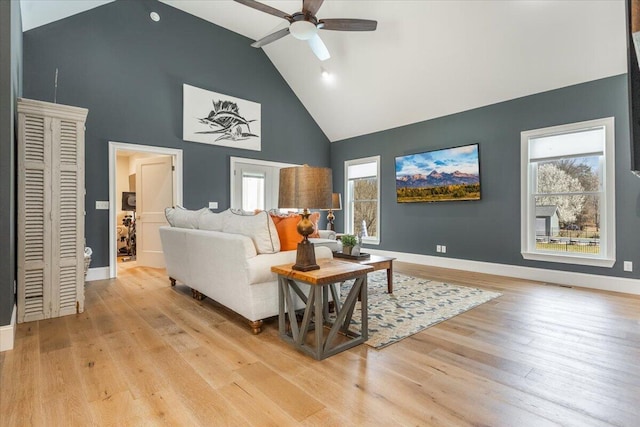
[17, 98, 88, 323]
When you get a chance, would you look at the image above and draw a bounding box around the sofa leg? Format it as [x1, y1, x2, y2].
[249, 320, 263, 335]
[170, 277, 176, 286]
[191, 289, 205, 301]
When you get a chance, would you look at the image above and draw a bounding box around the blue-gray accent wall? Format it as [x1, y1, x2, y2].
[331, 75, 640, 279]
[0, 0, 22, 326]
[22, 0, 331, 270]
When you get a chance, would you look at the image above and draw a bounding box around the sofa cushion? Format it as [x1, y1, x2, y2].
[198, 209, 224, 231]
[223, 210, 280, 254]
[165, 206, 207, 229]
[245, 245, 334, 285]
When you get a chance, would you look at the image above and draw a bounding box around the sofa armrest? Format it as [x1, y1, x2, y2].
[317, 230, 336, 240]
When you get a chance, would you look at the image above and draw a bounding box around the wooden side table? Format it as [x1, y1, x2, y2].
[334, 254, 395, 294]
[272, 259, 374, 360]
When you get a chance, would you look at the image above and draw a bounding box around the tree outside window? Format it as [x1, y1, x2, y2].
[345, 157, 380, 244]
[521, 117, 615, 267]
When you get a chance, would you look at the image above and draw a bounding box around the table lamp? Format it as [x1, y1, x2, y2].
[278, 165, 333, 271]
[321, 193, 342, 231]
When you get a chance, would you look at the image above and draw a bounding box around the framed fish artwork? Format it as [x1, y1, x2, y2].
[183, 84, 261, 151]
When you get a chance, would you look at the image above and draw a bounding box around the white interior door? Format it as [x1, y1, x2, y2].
[136, 156, 174, 268]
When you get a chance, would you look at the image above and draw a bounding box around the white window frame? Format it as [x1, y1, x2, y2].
[520, 117, 615, 267]
[229, 157, 297, 211]
[344, 156, 381, 245]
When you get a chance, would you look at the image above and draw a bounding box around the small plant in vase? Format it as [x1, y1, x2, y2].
[341, 234, 358, 255]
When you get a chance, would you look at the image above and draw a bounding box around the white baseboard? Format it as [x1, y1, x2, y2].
[0, 304, 17, 352]
[367, 249, 640, 296]
[85, 266, 110, 282]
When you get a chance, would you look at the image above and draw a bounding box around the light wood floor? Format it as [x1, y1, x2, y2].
[2, 261, 640, 426]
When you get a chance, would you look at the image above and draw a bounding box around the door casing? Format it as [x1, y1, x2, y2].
[108, 141, 183, 278]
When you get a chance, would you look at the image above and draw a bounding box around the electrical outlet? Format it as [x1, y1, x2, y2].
[624, 261, 633, 272]
[95, 201, 109, 210]
[208, 201, 218, 209]
[441, 245, 447, 253]
[436, 245, 442, 253]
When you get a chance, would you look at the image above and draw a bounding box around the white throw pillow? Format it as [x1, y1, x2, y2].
[222, 210, 281, 254]
[198, 209, 224, 231]
[165, 206, 207, 229]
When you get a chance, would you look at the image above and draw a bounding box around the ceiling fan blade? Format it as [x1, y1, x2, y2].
[319, 19, 377, 31]
[308, 34, 330, 61]
[302, 0, 324, 16]
[251, 27, 290, 48]
[233, 0, 291, 21]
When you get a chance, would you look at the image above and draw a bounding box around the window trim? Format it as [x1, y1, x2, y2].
[344, 155, 381, 245]
[520, 117, 615, 267]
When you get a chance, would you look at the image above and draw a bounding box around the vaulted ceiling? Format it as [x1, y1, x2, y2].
[21, 0, 628, 142]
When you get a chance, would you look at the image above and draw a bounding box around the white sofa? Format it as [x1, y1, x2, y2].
[159, 208, 338, 334]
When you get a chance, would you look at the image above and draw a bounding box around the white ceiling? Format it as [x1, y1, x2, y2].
[21, 0, 628, 142]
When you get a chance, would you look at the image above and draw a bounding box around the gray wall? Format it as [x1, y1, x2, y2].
[331, 75, 640, 279]
[23, 0, 331, 269]
[0, 0, 22, 326]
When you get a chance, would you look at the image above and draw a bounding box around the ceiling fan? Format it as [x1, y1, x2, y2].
[233, 0, 377, 61]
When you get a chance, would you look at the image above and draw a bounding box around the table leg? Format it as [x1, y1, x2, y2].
[387, 263, 393, 294]
[361, 273, 368, 340]
[314, 286, 323, 360]
[278, 277, 285, 335]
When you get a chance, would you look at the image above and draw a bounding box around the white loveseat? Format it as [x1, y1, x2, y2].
[159, 208, 338, 334]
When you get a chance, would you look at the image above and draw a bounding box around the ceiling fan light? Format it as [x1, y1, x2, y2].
[290, 20, 318, 40]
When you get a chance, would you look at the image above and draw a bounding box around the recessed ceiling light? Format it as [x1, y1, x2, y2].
[150, 12, 160, 22]
[321, 69, 330, 79]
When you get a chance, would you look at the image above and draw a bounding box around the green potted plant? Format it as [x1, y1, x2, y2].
[341, 234, 358, 255]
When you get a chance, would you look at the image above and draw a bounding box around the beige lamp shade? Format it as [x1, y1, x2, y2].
[330, 193, 342, 210]
[278, 165, 333, 209]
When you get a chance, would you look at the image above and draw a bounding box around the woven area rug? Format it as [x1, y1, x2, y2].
[339, 271, 502, 349]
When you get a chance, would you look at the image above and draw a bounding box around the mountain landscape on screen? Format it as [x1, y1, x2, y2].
[395, 144, 481, 203]
[396, 170, 479, 188]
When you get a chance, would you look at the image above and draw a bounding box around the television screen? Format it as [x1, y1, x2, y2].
[395, 143, 481, 203]
[627, 0, 640, 175]
[122, 191, 136, 211]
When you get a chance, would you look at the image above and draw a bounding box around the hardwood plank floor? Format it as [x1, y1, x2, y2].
[2, 261, 640, 426]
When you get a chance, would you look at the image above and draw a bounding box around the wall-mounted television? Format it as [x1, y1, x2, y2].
[395, 143, 481, 203]
[627, 0, 640, 176]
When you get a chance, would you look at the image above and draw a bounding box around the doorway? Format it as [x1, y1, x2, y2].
[108, 142, 183, 278]
[229, 157, 296, 211]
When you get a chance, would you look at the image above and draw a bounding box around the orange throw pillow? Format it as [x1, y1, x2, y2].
[270, 213, 300, 251]
[270, 211, 322, 251]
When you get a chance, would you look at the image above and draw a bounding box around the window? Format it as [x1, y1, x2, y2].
[230, 157, 297, 213]
[241, 171, 265, 212]
[345, 156, 380, 244]
[521, 117, 615, 267]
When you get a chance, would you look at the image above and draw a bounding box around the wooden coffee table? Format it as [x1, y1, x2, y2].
[336, 254, 395, 294]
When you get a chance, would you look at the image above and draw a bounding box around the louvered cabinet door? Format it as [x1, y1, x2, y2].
[17, 113, 53, 322]
[51, 118, 85, 317]
[17, 98, 88, 323]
